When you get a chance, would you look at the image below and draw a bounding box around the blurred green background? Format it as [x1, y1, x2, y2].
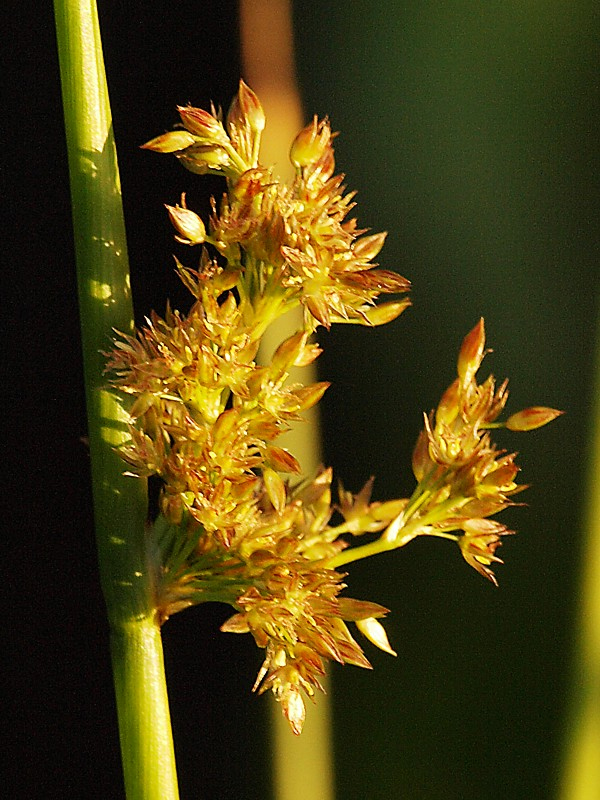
[292, 2, 599, 799]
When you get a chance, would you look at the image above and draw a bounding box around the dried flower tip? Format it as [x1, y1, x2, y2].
[356, 617, 397, 657]
[505, 406, 564, 431]
[337, 597, 390, 621]
[220, 613, 251, 634]
[294, 342, 322, 367]
[177, 105, 229, 146]
[269, 331, 309, 381]
[165, 196, 206, 245]
[140, 130, 197, 153]
[457, 318, 486, 384]
[290, 116, 331, 168]
[435, 378, 460, 427]
[352, 232, 388, 262]
[459, 518, 511, 586]
[265, 445, 301, 474]
[354, 299, 412, 327]
[237, 79, 266, 134]
[281, 685, 306, 736]
[288, 382, 331, 413]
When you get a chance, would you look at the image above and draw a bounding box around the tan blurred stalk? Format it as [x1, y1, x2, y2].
[559, 319, 600, 800]
[239, 2, 334, 799]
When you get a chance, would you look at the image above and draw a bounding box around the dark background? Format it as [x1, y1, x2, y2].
[5, 2, 599, 798]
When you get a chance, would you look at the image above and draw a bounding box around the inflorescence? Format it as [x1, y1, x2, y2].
[106, 81, 561, 734]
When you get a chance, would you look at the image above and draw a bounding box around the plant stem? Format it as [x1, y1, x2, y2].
[54, 1, 179, 797]
[111, 620, 179, 800]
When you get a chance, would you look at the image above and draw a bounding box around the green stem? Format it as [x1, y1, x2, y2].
[54, 1, 179, 797]
[326, 490, 465, 570]
[326, 534, 402, 569]
[111, 620, 179, 800]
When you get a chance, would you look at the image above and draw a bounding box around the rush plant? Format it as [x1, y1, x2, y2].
[55, 2, 560, 796]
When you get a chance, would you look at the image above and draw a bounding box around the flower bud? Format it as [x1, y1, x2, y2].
[269, 332, 308, 382]
[177, 105, 229, 145]
[505, 406, 564, 431]
[165, 198, 206, 245]
[352, 232, 388, 262]
[237, 80, 266, 134]
[294, 342, 322, 367]
[347, 269, 411, 293]
[458, 318, 486, 384]
[435, 378, 460, 427]
[140, 130, 197, 153]
[337, 598, 389, 621]
[356, 299, 411, 326]
[220, 612, 251, 634]
[230, 167, 268, 202]
[281, 684, 305, 736]
[356, 617, 397, 657]
[412, 427, 432, 482]
[213, 408, 240, 442]
[176, 144, 231, 175]
[305, 294, 331, 328]
[263, 466, 286, 512]
[265, 446, 301, 474]
[462, 518, 507, 536]
[286, 382, 330, 413]
[290, 116, 331, 168]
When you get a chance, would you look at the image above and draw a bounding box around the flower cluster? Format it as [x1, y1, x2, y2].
[107, 82, 560, 733]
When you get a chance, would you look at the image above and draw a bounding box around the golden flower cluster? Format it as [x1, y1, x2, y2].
[107, 82, 560, 733]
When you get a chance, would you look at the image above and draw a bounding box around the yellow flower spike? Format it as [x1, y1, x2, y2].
[356, 617, 397, 657]
[107, 84, 562, 741]
[506, 406, 564, 431]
